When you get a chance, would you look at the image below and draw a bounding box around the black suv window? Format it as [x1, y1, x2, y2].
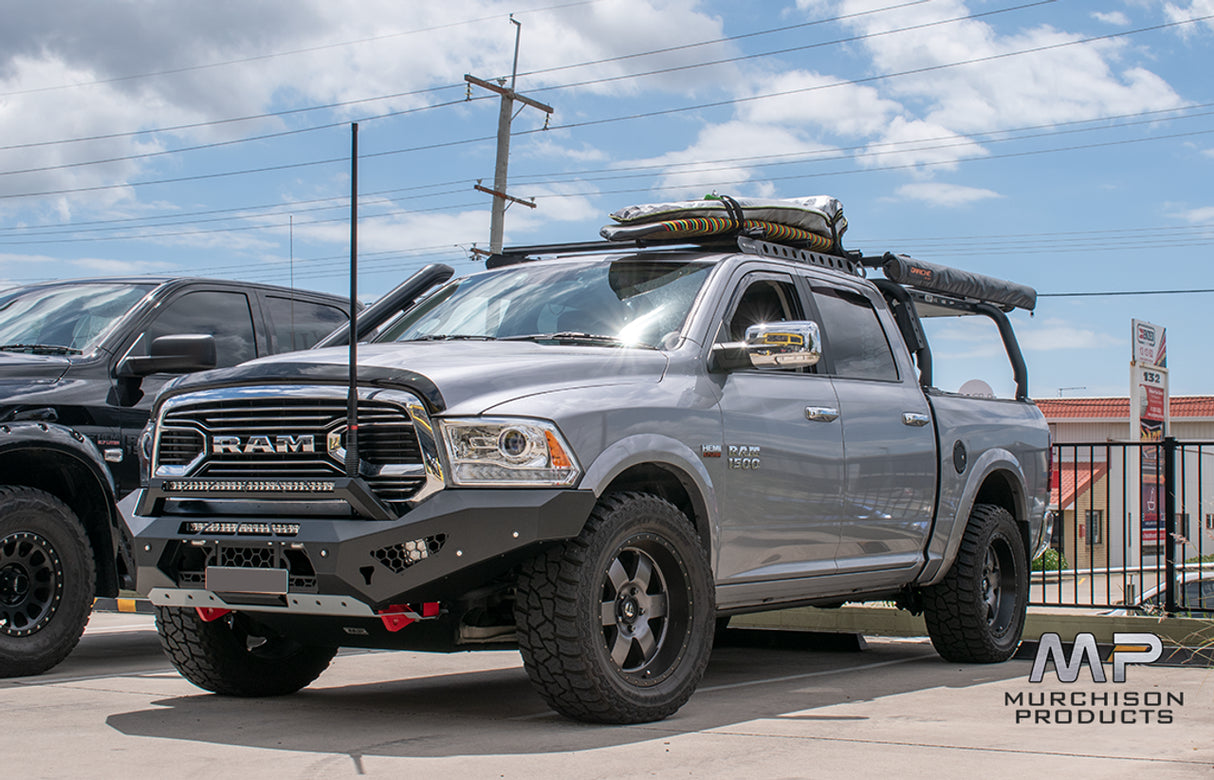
[129, 290, 257, 368]
[264, 295, 347, 353]
[811, 285, 898, 381]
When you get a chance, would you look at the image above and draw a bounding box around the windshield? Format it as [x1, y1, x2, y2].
[376, 258, 715, 349]
[0, 282, 156, 355]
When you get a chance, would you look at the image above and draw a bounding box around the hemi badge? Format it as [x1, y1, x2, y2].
[701, 444, 722, 459]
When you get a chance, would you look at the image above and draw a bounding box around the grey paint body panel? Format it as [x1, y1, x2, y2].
[128, 250, 1050, 620]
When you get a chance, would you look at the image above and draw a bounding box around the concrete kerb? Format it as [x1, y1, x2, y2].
[730, 605, 1214, 664]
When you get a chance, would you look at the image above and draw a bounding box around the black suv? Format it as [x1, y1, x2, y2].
[0, 276, 350, 676]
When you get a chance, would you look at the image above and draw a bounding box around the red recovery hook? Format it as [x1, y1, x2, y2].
[376, 602, 441, 632]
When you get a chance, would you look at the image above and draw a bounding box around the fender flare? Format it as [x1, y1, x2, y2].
[580, 433, 720, 557]
[0, 421, 122, 594]
[918, 447, 1028, 586]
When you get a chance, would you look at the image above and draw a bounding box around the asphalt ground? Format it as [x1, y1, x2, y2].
[2, 612, 1212, 779]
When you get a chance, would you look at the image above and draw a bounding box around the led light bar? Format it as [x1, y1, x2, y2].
[182, 522, 303, 537]
[165, 480, 336, 493]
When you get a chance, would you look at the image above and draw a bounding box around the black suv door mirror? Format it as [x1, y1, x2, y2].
[118, 334, 218, 378]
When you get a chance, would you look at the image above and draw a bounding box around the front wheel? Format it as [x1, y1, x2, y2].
[515, 492, 715, 723]
[0, 486, 95, 677]
[921, 504, 1028, 663]
[155, 606, 336, 696]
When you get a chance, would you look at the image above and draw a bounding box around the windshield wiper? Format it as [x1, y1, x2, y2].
[0, 343, 82, 355]
[504, 332, 642, 348]
[402, 334, 498, 342]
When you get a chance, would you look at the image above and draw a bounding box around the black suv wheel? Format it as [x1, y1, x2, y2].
[0, 486, 95, 677]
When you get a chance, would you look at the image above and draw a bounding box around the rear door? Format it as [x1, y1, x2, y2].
[804, 278, 937, 572]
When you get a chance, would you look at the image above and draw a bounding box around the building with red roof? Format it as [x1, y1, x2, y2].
[1036, 396, 1214, 571]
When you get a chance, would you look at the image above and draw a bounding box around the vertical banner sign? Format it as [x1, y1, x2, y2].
[1130, 319, 1168, 550]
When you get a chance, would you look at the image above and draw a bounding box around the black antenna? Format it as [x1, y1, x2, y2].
[289, 214, 296, 351]
[345, 123, 359, 479]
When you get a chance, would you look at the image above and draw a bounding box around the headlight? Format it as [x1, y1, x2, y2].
[439, 418, 580, 487]
[138, 421, 155, 486]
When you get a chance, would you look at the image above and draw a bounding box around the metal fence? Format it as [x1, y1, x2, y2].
[1031, 437, 1214, 615]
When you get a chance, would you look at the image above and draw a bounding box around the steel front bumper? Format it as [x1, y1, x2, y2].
[121, 487, 596, 616]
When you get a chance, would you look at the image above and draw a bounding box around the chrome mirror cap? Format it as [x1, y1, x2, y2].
[744, 321, 822, 369]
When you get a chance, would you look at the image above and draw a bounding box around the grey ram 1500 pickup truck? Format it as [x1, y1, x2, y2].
[121, 227, 1052, 724]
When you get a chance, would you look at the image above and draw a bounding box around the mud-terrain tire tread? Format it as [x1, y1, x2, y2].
[514, 491, 714, 723]
[921, 503, 1027, 663]
[0, 485, 95, 677]
[155, 605, 336, 696]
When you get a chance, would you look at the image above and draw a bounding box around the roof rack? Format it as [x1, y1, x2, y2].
[486, 236, 739, 268]
[487, 236, 1036, 313]
[487, 233, 855, 268]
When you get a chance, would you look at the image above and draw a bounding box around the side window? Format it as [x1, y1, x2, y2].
[129, 290, 256, 368]
[722, 277, 802, 343]
[811, 285, 898, 381]
[718, 275, 812, 373]
[265, 296, 348, 353]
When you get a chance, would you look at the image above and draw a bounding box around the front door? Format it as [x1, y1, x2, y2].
[714, 272, 845, 584]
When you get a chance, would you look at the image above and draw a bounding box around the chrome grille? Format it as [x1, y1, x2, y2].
[155, 391, 427, 507]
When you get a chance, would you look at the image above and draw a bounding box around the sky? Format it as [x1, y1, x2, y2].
[1, 0, 1212, 400]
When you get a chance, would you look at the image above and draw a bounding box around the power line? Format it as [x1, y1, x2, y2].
[0, 1, 1022, 177]
[522, 11, 1214, 138]
[0, 97, 488, 179]
[0, 0, 602, 99]
[0, 201, 484, 246]
[0, 0, 934, 153]
[1040, 289, 1214, 298]
[6, 101, 1212, 238]
[528, 0, 1055, 96]
[4, 9, 1208, 205]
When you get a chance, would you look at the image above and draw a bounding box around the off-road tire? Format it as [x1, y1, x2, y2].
[0, 486, 95, 677]
[921, 504, 1027, 663]
[155, 606, 336, 696]
[515, 492, 715, 723]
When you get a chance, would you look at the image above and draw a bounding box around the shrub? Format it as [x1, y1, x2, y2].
[1032, 547, 1068, 571]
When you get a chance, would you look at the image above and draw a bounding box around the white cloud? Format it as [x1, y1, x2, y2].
[861, 117, 988, 171]
[619, 121, 836, 198]
[70, 257, 178, 275]
[0, 0, 736, 220]
[1092, 11, 1130, 25]
[1017, 318, 1121, 352]
[1179, 206, 1214, 223]
[738, 70, 900, 137]
[892, 181, 1000, 207]
[822, 0, 1184, 134]
[1164, 1, 1214, 35]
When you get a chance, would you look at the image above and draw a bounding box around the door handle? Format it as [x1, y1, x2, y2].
[805, 406, 839, 422]
[902, 412, 931, 427]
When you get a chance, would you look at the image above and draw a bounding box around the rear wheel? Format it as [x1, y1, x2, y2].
[921, 504, 1027, 663]
[515, 492, 714, 723]
[155, 606, 336, 696]
[0, 486, 95, 677]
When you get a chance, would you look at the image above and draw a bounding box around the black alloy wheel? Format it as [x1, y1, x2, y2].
[0, 531, 64, 637]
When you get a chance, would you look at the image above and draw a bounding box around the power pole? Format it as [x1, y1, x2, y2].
[465, 15, 553, 254]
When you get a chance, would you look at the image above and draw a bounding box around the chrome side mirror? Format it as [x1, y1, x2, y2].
[744, 321, 821, 368]
[710, 321, 823, 371]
